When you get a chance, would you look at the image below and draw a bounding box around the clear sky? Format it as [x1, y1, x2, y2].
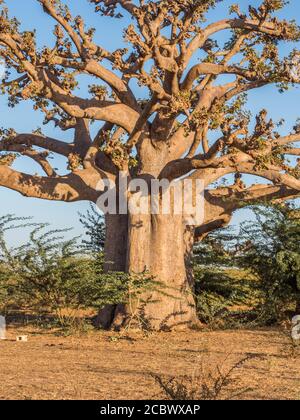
[0, 0, 299, 246]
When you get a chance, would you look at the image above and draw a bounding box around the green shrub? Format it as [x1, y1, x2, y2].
[79, 204, 105, 253]
[237, 204, 300, 323]
[0, 216, 155, 328]
[194, 203, 300, 326]
[194, 266, 260, 326]
[0, 218, 95, 325]
[193, 227, 260, 326]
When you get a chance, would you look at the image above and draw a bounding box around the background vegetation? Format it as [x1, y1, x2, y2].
[195, 204, 300, 327]
[0, 203, 299, 332]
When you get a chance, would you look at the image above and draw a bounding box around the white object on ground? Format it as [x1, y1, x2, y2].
[0, 316, 6, 340]
[16, 335, 28, 342]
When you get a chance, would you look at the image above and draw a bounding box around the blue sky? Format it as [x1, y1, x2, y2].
[0, 0, 299, 246]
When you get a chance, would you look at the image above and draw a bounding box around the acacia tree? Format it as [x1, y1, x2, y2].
[0, 0, 300, 330]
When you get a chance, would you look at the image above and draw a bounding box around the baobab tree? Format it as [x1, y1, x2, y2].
[0, 0, 300, 330]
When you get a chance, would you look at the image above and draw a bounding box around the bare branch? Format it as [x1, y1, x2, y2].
[0, 133, 73, 157]
[183, 17, 299, 68]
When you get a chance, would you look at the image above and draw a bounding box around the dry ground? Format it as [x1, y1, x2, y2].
[0, 325, 299, 400]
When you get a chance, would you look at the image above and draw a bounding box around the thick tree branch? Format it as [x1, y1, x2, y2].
[195, 184, 300, 241]
[40, 73, 140, 132]
[0, 132, 73, 156]
[0, 165, 102, 202]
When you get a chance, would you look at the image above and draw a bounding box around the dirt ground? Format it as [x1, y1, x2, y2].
[0, 325, 299, 400]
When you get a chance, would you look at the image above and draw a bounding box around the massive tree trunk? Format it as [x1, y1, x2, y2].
[96, 139, 201, 331]
[98, 205, 199, 331]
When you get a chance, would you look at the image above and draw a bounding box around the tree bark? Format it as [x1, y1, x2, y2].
[94, 213, 128, 329]
[98, 210, 199, 331]
[96, 140, 201, 331]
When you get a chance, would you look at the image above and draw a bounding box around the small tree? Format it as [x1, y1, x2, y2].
[196, 203, 300, 324]
[0, 218, 93, 324]
[193, 225, 259, 325]
[79, 204, 105, 253]
[238, 204, 300, 322]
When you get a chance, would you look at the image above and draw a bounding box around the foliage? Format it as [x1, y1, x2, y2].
[194, 203, 300, 326]
[0, 217, 94, 325]
[193, 228, 257, 326]
[237, 204, 300, 323]
[194, 267, 260, 327]
[0, 215, 33, 312]
[79, 204, 105, 253]
[0, 201, 299, 331]
[0, 215, 156, 328]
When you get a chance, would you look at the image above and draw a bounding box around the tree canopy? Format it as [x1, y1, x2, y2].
[0, 0, 299, 235]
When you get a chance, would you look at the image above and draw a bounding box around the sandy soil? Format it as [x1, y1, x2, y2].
[0, 326, 299, 400]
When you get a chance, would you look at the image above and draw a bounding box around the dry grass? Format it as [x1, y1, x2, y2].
[152, 354, 260, 400]
[0, 326, 299, 400]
